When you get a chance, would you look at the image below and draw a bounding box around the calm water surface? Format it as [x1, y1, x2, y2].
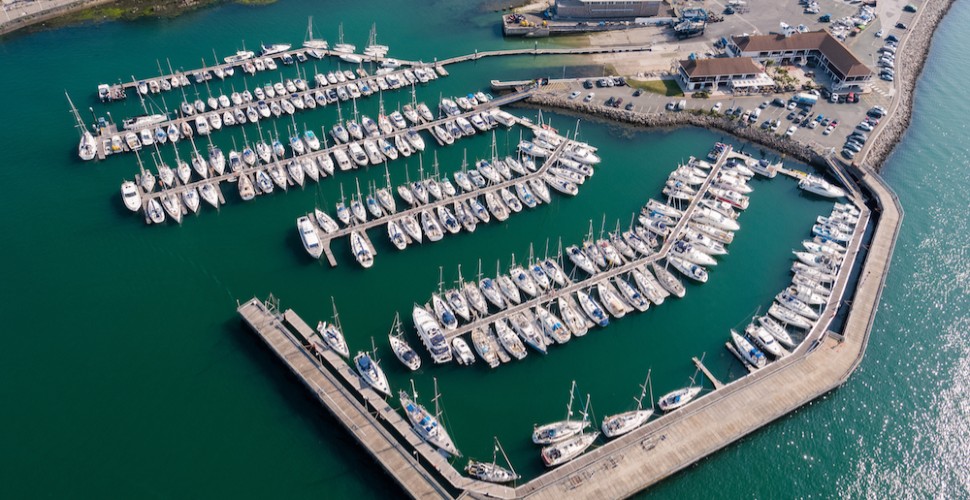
[0, 0, 966, 497]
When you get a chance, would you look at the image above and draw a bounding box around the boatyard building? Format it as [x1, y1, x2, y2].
[677, 57, 769, 91]
[555, 0, 662, 19]
[726, 31, 872, 89]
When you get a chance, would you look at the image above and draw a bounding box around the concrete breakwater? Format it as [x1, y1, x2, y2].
[520, 93, 831, 167]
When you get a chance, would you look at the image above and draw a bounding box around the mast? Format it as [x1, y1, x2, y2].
[432, 377, 442, 419]
[565, 380, 577, 420]
[636, 369, 651, 411]
[65, 91, 88, 137]
[330, 296, 341, 329]
[495, 437, 519, 479]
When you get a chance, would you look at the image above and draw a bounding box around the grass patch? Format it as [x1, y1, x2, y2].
[627, 78, 684, 97]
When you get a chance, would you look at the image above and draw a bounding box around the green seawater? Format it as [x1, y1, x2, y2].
[0, 0, 966, 497]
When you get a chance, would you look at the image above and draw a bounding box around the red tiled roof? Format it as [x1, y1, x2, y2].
[679, 57, 763, 77]
[732, 31, 871, 78]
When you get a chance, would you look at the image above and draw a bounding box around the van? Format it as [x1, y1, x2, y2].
[750, 108, 762, 121]
[677, 99, 687, 111]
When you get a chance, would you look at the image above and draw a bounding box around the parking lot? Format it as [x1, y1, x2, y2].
[538, 77, 880, 153]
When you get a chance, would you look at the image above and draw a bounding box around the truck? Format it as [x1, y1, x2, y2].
[792, 92, 819, 106]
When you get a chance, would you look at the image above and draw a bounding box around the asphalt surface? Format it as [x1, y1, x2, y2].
[539, 77, 879, 153]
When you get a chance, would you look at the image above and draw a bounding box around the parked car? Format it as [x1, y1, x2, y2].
[880, 73, 894, 82]
[712, 102, 723, 113]
[787, 111, 798, 120]
[886, 34, 899, 43]
[568, 91, 581, 99]
[613, 97, 623, 108]
[844, 141, 862, 153]
[666, 101, 676, 110]
[740, 110, 751, 122]
[633, 89, 643, 97]
[605, 96, 615, 106]
[785, 125, 797, 137]
[584, 93, 595, 102]
[583, 80, 594, 89]
[771, 119, 782, 132]
[821, 118, 832, 127]
[759, 101, 769, 109]
[896, 22, 908, 29]
[842, 149, 856, 160]
[857, 122, 873, 131]
[625, 102, 635, 110]
[787, 101, 798, 110]
[772, 97, 785, 107]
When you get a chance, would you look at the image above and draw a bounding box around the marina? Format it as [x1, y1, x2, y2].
[413, 145, 733, 361]
[238, 146, 893, 496]
[124, 91, 537, 224]
[301, 129, 578, 267]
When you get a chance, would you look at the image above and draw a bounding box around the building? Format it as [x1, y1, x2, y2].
[677, 57, 769, 91]
[554, 0, 662, 19]
[727, 31, 872, 89]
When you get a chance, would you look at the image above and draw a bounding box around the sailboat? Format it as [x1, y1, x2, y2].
[399, 379, 460, 455]
[601, 371, 654, 438]
[316, 298, 350, 358]
[532, 381, 589, 444]
[388, 313, 421, 371]
[303, 16, 329, 50]
[466, 437, 520, 483]
[354, 338, 391, 397]
[540, 394, 597, 468]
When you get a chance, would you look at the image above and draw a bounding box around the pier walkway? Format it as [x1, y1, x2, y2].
[239, 297, 518, 499]
[311, 132, 565, 267]
[434, 146, 728, 348]
[104, 63, 433, 145]
[100, 44, 648, 102]
[104, 48, 422, 98]
[135, 92, 536, 224]
[435, 45, 653, 67]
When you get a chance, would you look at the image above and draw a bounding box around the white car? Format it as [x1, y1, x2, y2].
[569, 91, 581, 100]
[583, 93, 594, 103]
[785, 125, 797, 137]
[712, 102, 723, 113]
[857, 122, 874, 131]
[787, 101, 797, 110]
[823, 124, 836, 135]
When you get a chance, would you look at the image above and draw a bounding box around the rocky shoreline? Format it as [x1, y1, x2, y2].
[519, 0, 957, 172]
[862, 0, 957, 169]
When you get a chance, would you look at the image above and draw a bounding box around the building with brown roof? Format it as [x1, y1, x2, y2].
[727, 31, 872, 89]
[677, 57, 769, 91]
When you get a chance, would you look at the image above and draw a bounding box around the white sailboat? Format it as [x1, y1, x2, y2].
[313, 301, 349, 359]
[400, 379, 460, 456]
[466, 438, 520, 484]
[532, 381, 589, 444]
[354, 339, 391, 397]
[602, 371, 654, 438]
[388, 313, 421, 371]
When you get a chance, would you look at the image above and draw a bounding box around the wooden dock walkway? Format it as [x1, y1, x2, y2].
[134, 92, 536, 224]
[692, 356, 724, 390]
[432, 147, 729, 350]
[311, 132, 567, 267]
